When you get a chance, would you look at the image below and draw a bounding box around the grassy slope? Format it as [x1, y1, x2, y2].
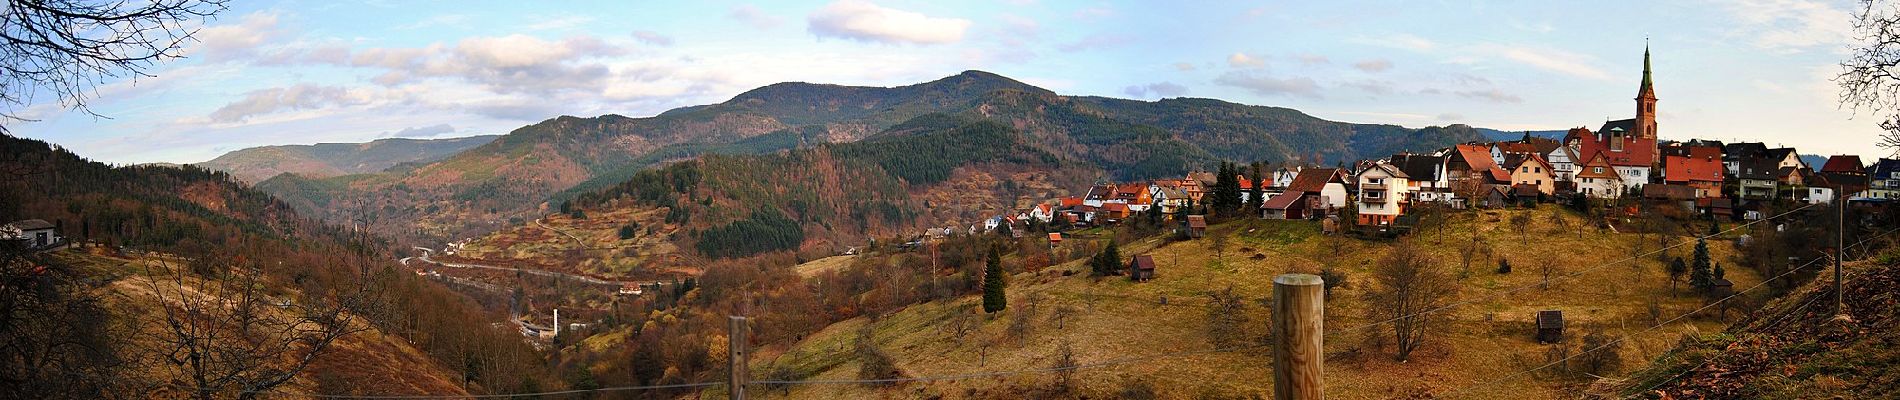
[754, 207, 1754, 399]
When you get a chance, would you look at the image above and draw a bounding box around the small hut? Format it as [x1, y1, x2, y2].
[1535, 310, 1564, 343]
[1128, 255, 1157, 282]
[1184, 215, 1207, 238]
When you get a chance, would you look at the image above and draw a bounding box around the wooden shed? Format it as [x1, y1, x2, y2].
[1128, 255, 1157, 282]
[1536, 310, 1564, 343]
[1184, 215, 1207, 238]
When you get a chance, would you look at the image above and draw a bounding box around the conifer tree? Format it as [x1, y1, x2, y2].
[983, 246, 1008, 313]
[1668, 256, 1688, 291]
[1090, 240, 1122, 277]
[1690, 236, 1713, 292]
[1247, 162, 1266, 215]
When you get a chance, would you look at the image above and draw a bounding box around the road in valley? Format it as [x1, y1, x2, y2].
[403, 247, 666, 288]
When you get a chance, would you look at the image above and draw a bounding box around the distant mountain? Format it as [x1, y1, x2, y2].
[1801, 154, 1829, 170]
[196, 135, 498, 183]
[256, 70, 1506, 244]
[1477, 128, 1567, 142]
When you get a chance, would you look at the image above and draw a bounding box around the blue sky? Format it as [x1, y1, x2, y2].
[7, 0, 1880, 164]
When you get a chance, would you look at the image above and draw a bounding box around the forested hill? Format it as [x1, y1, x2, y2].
[197, 134, 498, 183]
[253, 70, 1490, 243]
[0, 134, 555, 396]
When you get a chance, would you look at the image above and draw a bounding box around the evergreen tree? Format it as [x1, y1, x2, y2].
[1689, 236, 1714, 292]
[1496, 258, 1513, 274]
[1090, 240, 1122, 277]
[1713, 263, 1726, 282]
[983, 246, 1008, 313]
[1246, 162, 1266, 215]
[1212, 162, 1243, 217]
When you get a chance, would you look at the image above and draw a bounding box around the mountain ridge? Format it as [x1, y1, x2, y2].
[197, 134, 499, 183]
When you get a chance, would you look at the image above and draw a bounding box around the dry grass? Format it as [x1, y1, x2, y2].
[456, 206, 689, 279]
[758, 207, 1757, 399]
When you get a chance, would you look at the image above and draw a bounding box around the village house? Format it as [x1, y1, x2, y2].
[1735, 158, 1780, 201]
[1271, 166, 1301, 189]
[1490, 141, 1543, 168]
[1866, 158, 1900, 200]
[1547, 145, 1579, 183]
[1662, 146, 1722, 199]
[1448, 143, 1510, 189]
[1504, 153, 1555, 196]
[1355, 162, 1411, 226]
[1392, 153, 1454, 204]
[1721, 142, 1768, 175]
[0, 219, 60, 249]
[1821, 155, 1869, 198]
[1262, 168, 1347, 220]
[1643, 184, 1699, 211]
[1149, 185, 1193, 214]
[1574, 153, 1625, 199]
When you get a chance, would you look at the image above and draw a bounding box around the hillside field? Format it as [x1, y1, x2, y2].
[749, 207, 1758, 399]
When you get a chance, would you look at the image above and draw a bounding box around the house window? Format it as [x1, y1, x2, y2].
[1367, 177, 1384, 185]
[1366, 191, 1384, 199]
[1593, 167, 1604, 173]
[1535, 167, 1542, 173]
[1536, 180, 1542, 185]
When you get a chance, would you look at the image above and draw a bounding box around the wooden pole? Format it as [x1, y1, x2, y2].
[1273, 273, 1324, 400]
[729, 316, 748, 400]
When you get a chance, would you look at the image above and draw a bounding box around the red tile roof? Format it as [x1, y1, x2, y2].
[1565, 126, 1657, 167]
[1664, 153, 1722, 184]
[1285, 168, 1343, 193]
[1262, 191, 1303, 210]
[1823, 155, 1865, 173]
[1453, 143, 1501, 173]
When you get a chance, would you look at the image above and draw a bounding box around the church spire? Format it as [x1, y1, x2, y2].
[1639, 41, 1653, 96]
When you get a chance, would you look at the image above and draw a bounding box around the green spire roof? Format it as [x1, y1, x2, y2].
[1640, 43, 1653, 93]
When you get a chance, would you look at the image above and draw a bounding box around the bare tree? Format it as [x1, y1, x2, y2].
[1538, 254, 1560, 290]
[1, 0, 228, 127]
[1206, 228, 1230, 266]
[1050, 340, 1077, 393]
[1203, 285, 1251, 348]
[1363, 241, 1460, 361]
[1842, 0, 1900, 156]
[142, 261, 371, 400]
[0, 242, 137, 399]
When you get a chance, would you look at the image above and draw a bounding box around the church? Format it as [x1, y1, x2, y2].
[1564, 45, 1661, 192]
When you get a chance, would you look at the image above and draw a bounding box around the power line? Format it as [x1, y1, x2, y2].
[160, 382, 724, 399]
[753, 342, 1269, 386]
[1326, 202, 1818, 339]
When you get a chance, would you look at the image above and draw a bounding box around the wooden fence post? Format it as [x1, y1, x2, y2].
[729, 316, 748, 400]
[1273, 273, 1324, 400]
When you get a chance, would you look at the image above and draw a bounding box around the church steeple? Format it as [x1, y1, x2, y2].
[1638, 43, 1654, 98]
[1635, 42, 1657, 143]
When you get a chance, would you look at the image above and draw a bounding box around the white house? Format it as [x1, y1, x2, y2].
[1354, 162, 1411, 226]
[1808, 186, 1835, 205]
[1, 219, 60, 249]
[1271, 166, 1301, 189]
[1546, 146, 1577, 182]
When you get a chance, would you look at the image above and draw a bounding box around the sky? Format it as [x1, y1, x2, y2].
[6, 0, 1884, 164]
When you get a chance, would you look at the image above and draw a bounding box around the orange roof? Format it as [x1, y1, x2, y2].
[1665, 153, 1722, 184]
[1059, 197, 1083, 207]
[1047, 232, 1063, 242]
[1101, 202, 1129, 212]
[1454, 143, 1501, 172]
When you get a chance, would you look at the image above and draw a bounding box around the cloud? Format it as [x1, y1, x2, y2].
[1227, 52, 1266, 68]
[729, 4, 785, 29]
[1717, 0, 1853, 52]
[1295, 54, 1330, 66]
[1438, 113, 1464, 121]
[381, 123, 456, 138]
[1173, 62, 1197, 71]
[209, 84, 375, 122]
[1214, 71, 1320, 98]
[1454, 88, 1523, 103]
[1353, 33, 1435, 52]
[1342, 79, 1395, 95]
[1353, 59, 1394, 73]
[194, 12, 284, 61]
[1057, 33, 1131, 52]
[806, 0, 971, 45]
[1121, 82, 1190, 98]
[1073, 6, 1114, 19]
[395, 14, 470, 30]
[526, 15, 597, 31]
[632, 30, 675, 46]
[1487, 45, 1612, 81]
